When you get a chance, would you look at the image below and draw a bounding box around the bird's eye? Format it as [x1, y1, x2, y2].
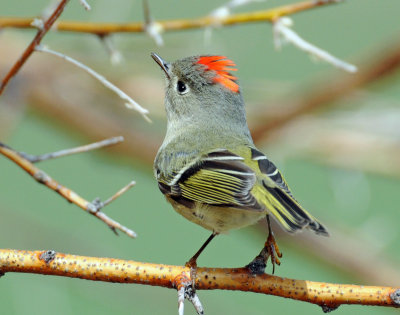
[177, 81, 188, 94]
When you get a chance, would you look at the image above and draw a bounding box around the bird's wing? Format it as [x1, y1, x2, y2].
[157, 149, 263, 211]
[250, 147, 329, 236]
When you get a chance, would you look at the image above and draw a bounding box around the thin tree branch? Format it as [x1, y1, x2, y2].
[251, 42, 400, 143]
[0, 0, 70, 96]
[29, 88, 159, 166]
[97, 180, 136, 208]
[34, 45, 149, 119]
[0, 249, 399, 311]
[0, 142, 137, 238]
[18, 136, 124, 163]
[0, 0, 339, 35]
[273, 17, 357, 73]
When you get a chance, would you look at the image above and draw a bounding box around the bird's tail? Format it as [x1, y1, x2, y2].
[261, 184, 329, 236]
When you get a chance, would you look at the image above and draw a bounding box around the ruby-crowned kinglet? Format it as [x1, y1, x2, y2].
[151, 53, 328, 274]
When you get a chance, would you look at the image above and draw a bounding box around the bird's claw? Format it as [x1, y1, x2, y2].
[266, 231, 282, 274]
[246, 231, 282, 275]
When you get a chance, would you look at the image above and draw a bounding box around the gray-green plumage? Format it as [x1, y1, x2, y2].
[152, 53, 328, 236]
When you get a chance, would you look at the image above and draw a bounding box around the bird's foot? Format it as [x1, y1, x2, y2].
[246, 231, 282, 275]
[265, 231, 282, 273]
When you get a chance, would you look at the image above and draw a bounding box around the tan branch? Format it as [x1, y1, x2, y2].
[0, 0, 339, 35]
[0, 0, 70, 95]
[0, 249, 399, 311]
[0, 142, 136, 238]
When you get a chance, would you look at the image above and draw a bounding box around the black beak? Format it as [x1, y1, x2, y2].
[151, 53, 171, 79]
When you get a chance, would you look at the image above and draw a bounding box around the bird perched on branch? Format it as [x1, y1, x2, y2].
[151, 53, 328, 275]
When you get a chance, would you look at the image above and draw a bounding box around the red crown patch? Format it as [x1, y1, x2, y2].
[197, 56, 239, 93]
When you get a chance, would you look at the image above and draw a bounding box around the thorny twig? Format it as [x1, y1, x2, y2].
[0, 141, 137, 238]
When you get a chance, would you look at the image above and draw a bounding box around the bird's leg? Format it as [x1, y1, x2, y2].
[185, 232, 217, 288]
[246, 215, 282, 275]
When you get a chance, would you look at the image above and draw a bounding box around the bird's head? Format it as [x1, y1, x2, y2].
[151, 53, 247, 129]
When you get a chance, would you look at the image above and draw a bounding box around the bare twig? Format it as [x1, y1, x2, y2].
[34, 45, 150, 120]
[0, 0, 70, 96]
[100, 180, 136, 208]
[19, 136, 124, 163]
[29, 88, 159, 166]
[0, 0, 340, 34]
[273, 17, 357, 73]
[0, 142, 137, 238]
[0, 249, 399, 310]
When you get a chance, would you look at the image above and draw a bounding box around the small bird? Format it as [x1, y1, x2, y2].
[151, 53, 328, 274]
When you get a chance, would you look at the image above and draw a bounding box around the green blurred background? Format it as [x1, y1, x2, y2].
[1, 0, 400, 314]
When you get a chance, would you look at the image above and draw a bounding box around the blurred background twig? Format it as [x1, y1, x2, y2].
[0, 0, 339, 34]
